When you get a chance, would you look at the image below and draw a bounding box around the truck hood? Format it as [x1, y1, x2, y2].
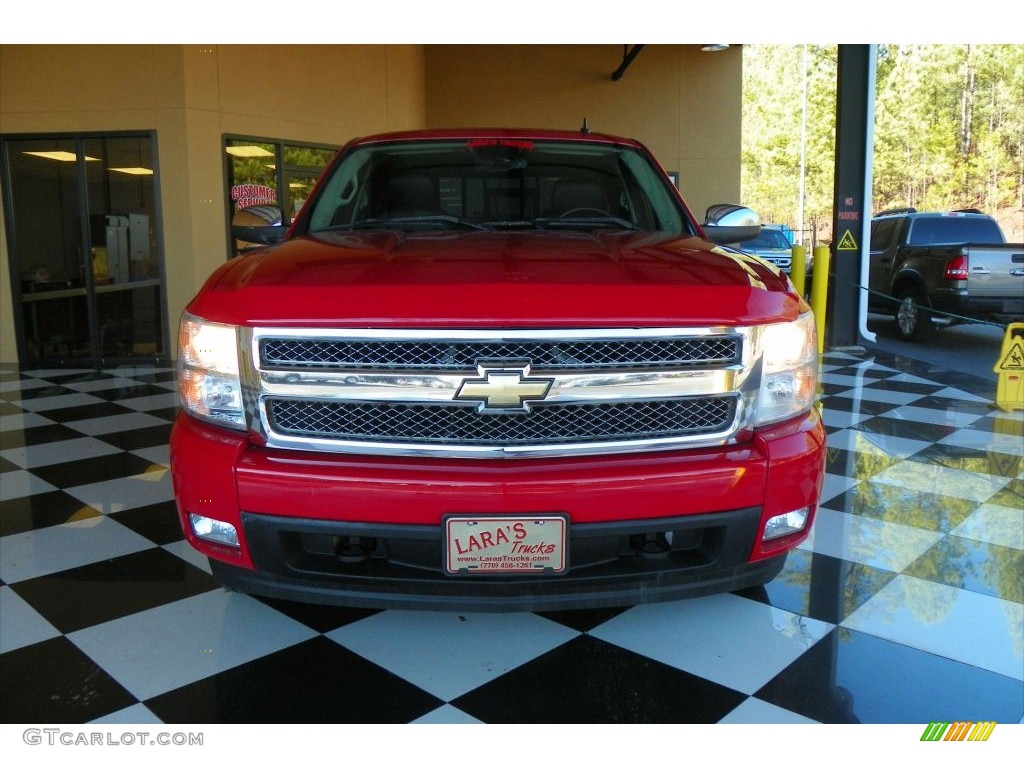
[189, 231, 803, 327]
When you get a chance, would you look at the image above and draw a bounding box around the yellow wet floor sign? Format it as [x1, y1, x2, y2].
[994, 322, 1024, 412]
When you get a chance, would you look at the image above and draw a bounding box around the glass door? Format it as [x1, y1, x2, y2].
[2, 133, 166, 365]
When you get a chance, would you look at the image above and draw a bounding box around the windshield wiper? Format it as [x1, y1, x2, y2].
[532, 216, 641, 231]
[318, 215, 491, 232]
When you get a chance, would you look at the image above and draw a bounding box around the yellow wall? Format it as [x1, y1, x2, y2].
[0, 44, 426, 363]
[0, 43, 740, 365]
[424, 44, 742, 219]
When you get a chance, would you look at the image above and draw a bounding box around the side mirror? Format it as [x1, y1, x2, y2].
[231, 205, 286, 246]
[702, 204, 761, 245]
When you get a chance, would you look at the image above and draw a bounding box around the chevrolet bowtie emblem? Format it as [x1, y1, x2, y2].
[454, 367, 554, 412]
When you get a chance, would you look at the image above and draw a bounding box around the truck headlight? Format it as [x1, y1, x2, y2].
[178, 313, 245, 429]
[755, 312, 818, 427]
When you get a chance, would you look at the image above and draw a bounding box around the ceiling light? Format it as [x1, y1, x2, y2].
[226, 146, 274, 158]
[701, 44, 730, 52]
[23, 151, 100, 162]
[109, 167, 154, 175]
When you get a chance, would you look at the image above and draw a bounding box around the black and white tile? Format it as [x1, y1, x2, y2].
[1, 355, 1021, 724]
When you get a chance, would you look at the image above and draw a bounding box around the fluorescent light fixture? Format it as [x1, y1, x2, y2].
[109, 167, 154, 175]
[226, 145, 274, 158]
[23, 151, 100, 162]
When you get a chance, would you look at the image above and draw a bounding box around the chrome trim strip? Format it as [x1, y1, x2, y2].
[253, 326, 742, 344]
[258, 368, 740, 404]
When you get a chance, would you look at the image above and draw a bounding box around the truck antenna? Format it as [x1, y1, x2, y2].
[580, 117, 590, 135]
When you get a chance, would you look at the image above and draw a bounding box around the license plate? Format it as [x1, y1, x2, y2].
[444, 515, 567, 575]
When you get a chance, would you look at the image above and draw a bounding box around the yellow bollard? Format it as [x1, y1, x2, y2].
[790, 244, 807, 297]
[810, 245, 831, 354]
[994, 322, 1024, 412]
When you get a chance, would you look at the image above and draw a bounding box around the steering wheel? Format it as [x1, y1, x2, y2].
[559, 207, 611, 219]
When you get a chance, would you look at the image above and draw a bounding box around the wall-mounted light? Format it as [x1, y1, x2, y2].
[701, 44, 730, 52]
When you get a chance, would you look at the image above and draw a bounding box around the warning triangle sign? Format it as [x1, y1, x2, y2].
[837, 230, 858, 250]
[998, 341, 1024, 371]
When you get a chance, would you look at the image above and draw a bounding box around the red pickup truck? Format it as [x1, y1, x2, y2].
[171, 129, 825, 611]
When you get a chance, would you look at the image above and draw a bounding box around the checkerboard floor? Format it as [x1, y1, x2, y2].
[1, 352, 1021, 724]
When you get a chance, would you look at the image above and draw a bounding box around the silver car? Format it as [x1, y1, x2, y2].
[741, 227, 794, 273]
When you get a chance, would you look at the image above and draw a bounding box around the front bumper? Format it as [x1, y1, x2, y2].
[170, 409, 825, 611]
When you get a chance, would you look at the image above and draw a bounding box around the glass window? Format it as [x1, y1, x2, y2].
[906, 216, 1004, 246]
[870, 218, 899, 251]
[225, 137, 335, 256]
[283, 144, 335, 220]
[746, 230, 790, 250]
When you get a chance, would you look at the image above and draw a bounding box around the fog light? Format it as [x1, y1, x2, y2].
[763, 507, 810, 541]
[189, 513, 240, 547]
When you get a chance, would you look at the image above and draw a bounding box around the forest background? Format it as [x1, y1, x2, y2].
[741, 44, 1024, 244]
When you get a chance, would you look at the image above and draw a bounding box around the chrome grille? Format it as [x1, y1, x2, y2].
[250, 327, 751, 457]
[259, 336, 740, 371]
[266, 396, 737, 445]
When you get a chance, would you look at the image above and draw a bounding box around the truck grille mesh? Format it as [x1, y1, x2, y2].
[260, 336, 740, 371]
[266, 396, 737, 446]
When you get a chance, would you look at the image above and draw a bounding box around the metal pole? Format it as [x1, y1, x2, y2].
[830, 44, 873, 348]
[797, 44, 808, 245]
[858, 45, 878, 343]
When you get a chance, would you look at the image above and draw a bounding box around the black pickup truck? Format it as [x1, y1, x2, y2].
[868, 208, 1024, 340]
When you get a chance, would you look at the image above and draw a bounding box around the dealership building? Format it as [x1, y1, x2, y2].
[0, 44, 742, 366]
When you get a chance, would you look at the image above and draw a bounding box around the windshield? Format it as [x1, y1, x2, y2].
[303, 139, 691, 235]
[907, 216, 1005, 245]
[745, 230, 790, 250]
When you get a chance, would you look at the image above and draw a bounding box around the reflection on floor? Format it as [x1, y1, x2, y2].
[0, 350, 1021, 724]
